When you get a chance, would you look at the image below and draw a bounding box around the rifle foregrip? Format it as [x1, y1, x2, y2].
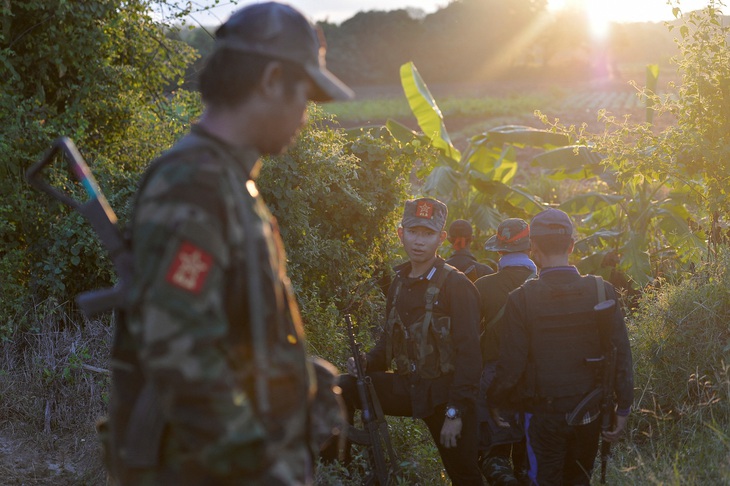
[76, 286, 126, 318]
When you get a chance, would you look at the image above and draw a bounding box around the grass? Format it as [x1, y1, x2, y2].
[321, 93, 556, 126]
[4, 255, 730, 484]
[0, 308, 110, 485]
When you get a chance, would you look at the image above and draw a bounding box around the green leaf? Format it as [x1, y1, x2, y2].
[487, 125, 570, 148]
[470, 204, 504, 232]
[531, 146, 605, 180]
[385, 118, 422, 144]
[576, 251, 615, 279]
[573, 230, 622, 254]
[622, 237, 652, 286]
[559, 193, 624, 214]
[423, 165, 461, 199]
[468, 145, 517, 184]
[399, 62, 460, 161]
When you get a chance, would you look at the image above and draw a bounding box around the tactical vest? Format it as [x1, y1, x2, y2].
[522, 275, 606, 400]
[105, 131, 314, 482]
[385, 265, 456, 379]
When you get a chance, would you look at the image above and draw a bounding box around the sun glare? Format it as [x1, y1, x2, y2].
[587, 5, 611, 39]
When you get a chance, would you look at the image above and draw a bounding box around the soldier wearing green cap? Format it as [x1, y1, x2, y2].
[487, 209, 634, 486]
[104, 2, 353, 484]
[474, 217, 536, 485]
[330, 197, 485, 485]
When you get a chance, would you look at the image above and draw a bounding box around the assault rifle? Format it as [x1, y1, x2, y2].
[25, 137, 131, 317]
[595, 299, 618, 484]
[344, 314, 399, 485]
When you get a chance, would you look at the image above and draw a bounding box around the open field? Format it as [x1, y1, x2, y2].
[326, 71, 678, 150]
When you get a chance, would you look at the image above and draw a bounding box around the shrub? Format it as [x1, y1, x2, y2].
[611, 248, 730, 484]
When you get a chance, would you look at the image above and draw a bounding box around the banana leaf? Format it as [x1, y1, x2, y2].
[531, 145, 605, 180]
[468, 145, 517, 184]
[622, 235, 652, 286]
[576, 251, 615, 280]
[656, 207, 707, 260]
[385, 118, 424, 145]
[470, 203, 505, 232]
[399, 62, 460, 162]
[423, 165, 461, 199]
[487, 125, 571, 149]
[559, 193, 624, 215]
[573, 230, 622, 254]
[469, 179, 544, 214]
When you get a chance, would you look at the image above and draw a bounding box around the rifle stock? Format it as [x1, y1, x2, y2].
[595, 299, 617, 484]
[26, 137, 132, 318]
[344, 314, 399, 485]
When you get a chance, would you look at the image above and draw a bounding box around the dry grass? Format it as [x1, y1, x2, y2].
[0, 309, 111, 485]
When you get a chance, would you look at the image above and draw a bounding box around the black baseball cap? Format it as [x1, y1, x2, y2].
[530, 208, 574, 237]
[215, 2, 354, 102]
[448, 219, 473, 239]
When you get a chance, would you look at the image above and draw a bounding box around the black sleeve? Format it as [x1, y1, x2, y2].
[487, 288, 530, 407]
[443, 272, 482, 409]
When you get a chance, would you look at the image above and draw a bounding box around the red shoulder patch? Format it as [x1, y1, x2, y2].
[165, 242, 213, 294]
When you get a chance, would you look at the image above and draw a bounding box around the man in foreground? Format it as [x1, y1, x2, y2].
[335, 197, 484, 485]
[488, 208, 633, 485]
[105, 3, 353, 484]
[474, 218, 536, 485]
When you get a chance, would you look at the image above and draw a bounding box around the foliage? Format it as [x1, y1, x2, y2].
[0, 0, 198, 330]
[394, 61, 570, 262]
[610, 249, 730, 484]
[532, 1, 728, 287]
[257, 107, 419, 359]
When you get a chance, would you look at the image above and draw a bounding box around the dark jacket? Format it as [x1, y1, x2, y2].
[367, 257, 482, 418]
[474, 266, 535, 362]
[446, 249, 494, 282]
[487, 267, 633, 415]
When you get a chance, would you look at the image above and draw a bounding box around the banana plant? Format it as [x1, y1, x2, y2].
[531, 145, 707, 286]
[396, 61, 570, 233]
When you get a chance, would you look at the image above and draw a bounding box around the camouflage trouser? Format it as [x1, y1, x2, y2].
[479, 455, 521, 486]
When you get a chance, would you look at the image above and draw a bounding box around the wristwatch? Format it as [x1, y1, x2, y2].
[445, 406, 461, 420]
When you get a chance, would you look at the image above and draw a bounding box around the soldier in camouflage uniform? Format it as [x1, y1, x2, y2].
[334, 198, 484, 485]
[104, 3, 353, 485]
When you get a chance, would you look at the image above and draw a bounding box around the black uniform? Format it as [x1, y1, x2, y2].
[338, 258, 484, 485]
[446, 248, 495, 282]
[488, 266, 633, 486]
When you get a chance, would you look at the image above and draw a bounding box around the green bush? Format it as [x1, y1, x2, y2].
[612, 249, 730, 484]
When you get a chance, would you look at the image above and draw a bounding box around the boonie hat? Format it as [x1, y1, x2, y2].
[401, 197, 448, 233]
[484, 218, 530, 252]
[215, 2, 354, 101]
[530, 208, 574, 237]
[448, 219, 473, 240]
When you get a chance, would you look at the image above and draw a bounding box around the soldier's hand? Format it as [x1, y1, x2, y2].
[602, 414, 628, 443]
[490, 407, 511, 428]
[346, 353, 367, 377]
[440, 417, 462, 448]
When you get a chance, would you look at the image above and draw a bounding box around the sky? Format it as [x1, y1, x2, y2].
[180, 0, 716, 27]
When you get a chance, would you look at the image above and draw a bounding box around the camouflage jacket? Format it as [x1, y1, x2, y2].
[121, 125, 315, 484]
